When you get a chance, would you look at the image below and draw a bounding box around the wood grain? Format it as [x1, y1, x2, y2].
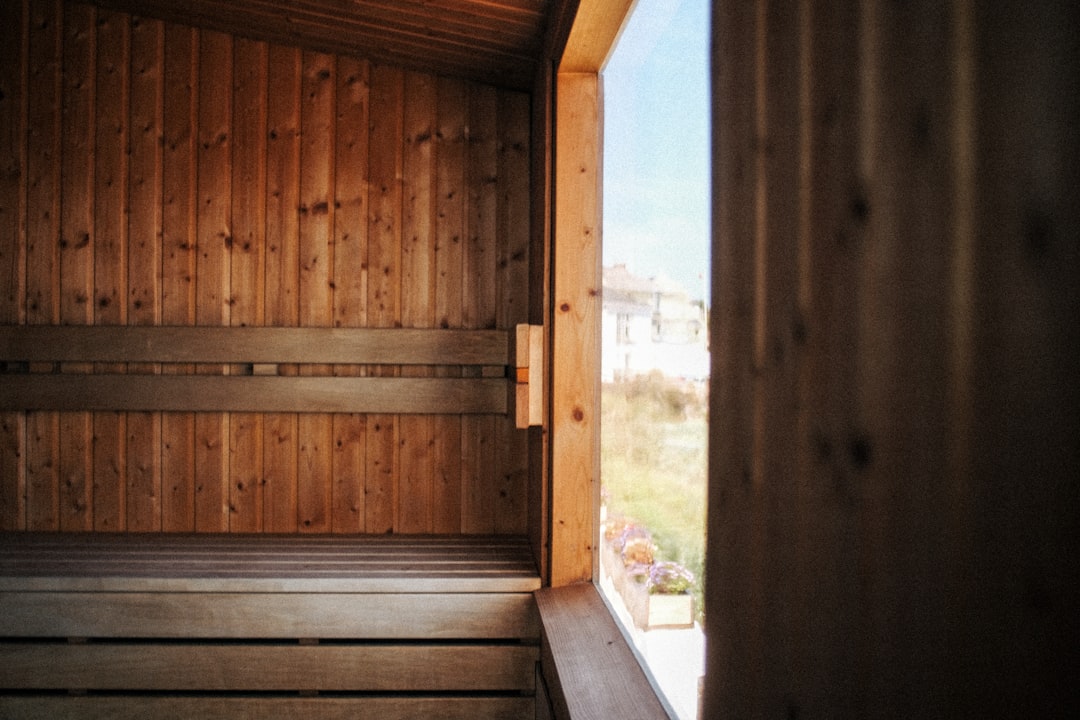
[0, 2, 533, 537]
[0, 696, 534, 720]
[549, 72, 600, 585]
[535, 583, 668, 719]
[0, 643, 537, 691]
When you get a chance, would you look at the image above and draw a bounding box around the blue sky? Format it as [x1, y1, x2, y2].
[602, 0, 710, 302]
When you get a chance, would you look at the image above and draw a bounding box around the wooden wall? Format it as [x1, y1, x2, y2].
[0, 0, 532, 535]
[704, 0, 1079, 717]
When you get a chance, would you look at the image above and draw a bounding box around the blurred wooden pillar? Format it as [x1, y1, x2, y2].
[704, 0, 1079, 716]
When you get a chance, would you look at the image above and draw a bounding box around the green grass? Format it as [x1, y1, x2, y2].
[601, 373, 708, 623]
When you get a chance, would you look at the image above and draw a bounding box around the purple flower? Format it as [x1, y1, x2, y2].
[647, 561, 694, 595]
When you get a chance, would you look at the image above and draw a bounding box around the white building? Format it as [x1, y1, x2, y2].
[601, 264, 709, 382]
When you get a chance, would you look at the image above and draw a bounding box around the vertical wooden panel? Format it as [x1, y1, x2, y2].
[432, 76, 467, 533]
[461, 83, 498, 534]
[228, 37, 267, 532]
[193, 29, 231, 533]
[0, 0, 26, 324]
[262, 43, 301, 533]
[528, 61, 553, 578]
[160, 22, 198, 532]
[550, 72, 600, 584]
[0, 0, 27, 530]
[330, 55, 369, 533]
[495, 89, 531, 535]
[4, 3, 536, 538]
[297, 50, 335, 533]
[125, 15, 164, 532]
[58, 3, 96, 532]
[91, 10, 129, 532]
[398, 70, 437, 533]
[23, 0, 63, 531]
[364, 64, 403, 534]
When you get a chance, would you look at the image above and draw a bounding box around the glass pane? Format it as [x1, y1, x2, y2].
[600, 2, 710, 719]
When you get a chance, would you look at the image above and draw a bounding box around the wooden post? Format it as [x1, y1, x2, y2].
[550, 72, 601, 586]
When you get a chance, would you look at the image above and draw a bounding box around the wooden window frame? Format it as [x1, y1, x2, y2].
[541, 1, 674, 718]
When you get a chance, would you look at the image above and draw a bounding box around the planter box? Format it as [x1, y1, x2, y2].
[621, 579, 694, 631]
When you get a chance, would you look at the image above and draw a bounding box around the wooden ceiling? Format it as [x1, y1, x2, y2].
[88, 0, 564, 90]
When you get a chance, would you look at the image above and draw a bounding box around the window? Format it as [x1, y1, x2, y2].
[598, 1, 710, 718]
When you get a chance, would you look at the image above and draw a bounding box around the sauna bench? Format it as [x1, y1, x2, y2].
[0, 533, 541, 720]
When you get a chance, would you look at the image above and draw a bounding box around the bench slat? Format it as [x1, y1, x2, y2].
[0, 326, 510, 365]
[0, 375, 507, 414]
[0, 643, 538, 692]
[0, 591, 539, 639]
[0, 697, 535, 720]
[0, 533, 541, 593]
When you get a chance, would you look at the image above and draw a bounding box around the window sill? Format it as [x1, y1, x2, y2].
[535, 583, 672, 720]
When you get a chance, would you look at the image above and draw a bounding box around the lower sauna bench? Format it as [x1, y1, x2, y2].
[0, 533, 540, 720]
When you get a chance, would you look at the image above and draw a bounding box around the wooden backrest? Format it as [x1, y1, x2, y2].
[0, 325, 540, 419]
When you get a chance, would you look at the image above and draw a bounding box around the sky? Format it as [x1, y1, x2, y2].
[602, 0, 711, 302]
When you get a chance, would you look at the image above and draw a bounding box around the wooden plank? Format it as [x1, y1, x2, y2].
[0, 375, 509, 415]
[229, 36, 268, 533]
[0, 696, 535, 720]
[366, 63, 405, 532]
[432, 409, 463, 533]
[401, 70, 437, 333]
[330, 54, 369, 532]
[432, 75, 467, 533]
[126, 15, 165, 532]
[494, 89, 530, 532]
[92, 9, 130, 532]
[228, 37, 267, 332]
[263, 411, 299, 532]
[298, 50, 335, 333]
[296, 411, 332, 532]
[24, 413, 59, 530]
[263, 42, 303, 533]
[0, 325, 510, 364]
[159, 22, 199, 532]
[195, 28, 233, 333]
[194, 29, 233, 534]
[0, 0, 26, 530]
[0, 532, 541, 592]
[0, 592, 538, 639]
[58, 3, 96, 532]
[399, 69, 438, 533]
[0, 643, 538, 692]
[297, 50, 336, 534]
[559, 0, 636, 73]
[528, 57, 553, 583]
[331, 413, 365, 532]
[23, 1, 63, 531]
[327, 76, 367, 529]
[59, 2, 96, 330]
[535, 583, 669, 719]
[462, 81, 499, 534]
[0, 413, 22, 531]
[365, 414, 397, 533]
[126, 15, 164, 329]
[0, 0, 26, 326]
[496, 418, 528, 535]
[93, 10, 129, 328]
[550, 72, 600, 585]
[264, 43, 302, 331]
[331, 54, 369, 333]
